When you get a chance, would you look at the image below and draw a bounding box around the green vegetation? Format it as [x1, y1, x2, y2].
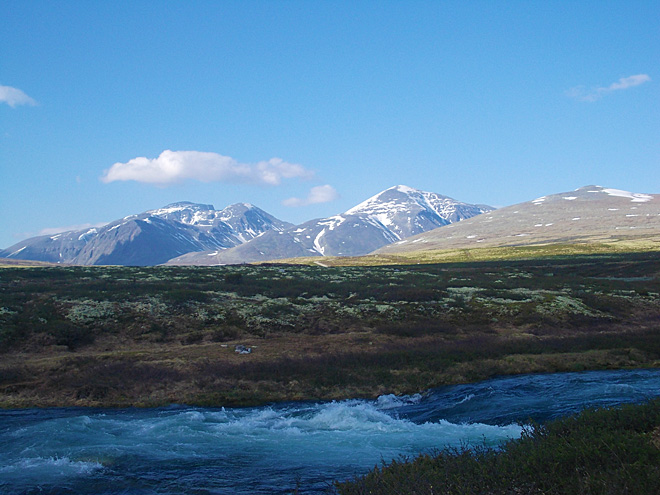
[336, 399, 660, 494]
[0, 250, 659, 407]
[275, 239, 660, 266]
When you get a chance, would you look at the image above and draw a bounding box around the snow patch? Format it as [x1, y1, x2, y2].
[393, 185, 417, 194]
[373, 213, 394, 227]
[313, 229, 326, 255]
[318, 215, 346, 231]
[10, 246, 26, 256]
[563, 196, 577, 201]
[603, 188, 652, 203]
[78, 228, 98, 241]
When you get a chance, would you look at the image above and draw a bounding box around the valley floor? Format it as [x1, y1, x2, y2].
[1, 251, 659, 408]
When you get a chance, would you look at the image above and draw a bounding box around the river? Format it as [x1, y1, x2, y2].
[1, 368, 659, 494]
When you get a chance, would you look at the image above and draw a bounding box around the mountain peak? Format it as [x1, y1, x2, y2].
[345, 186, 415, 215]
[168, 186, 492, 265]
[389, 185, 419, 194]
[154, 202, 216, 213]
[345, 185, 486, 218]
[221, 202, 257, 214]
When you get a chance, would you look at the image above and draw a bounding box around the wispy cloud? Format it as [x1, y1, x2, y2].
[0, 85, 37, 107]
[101, 150, 314, 186]
[37, 222, 108, 237]
[566, 74, 651, 102]
[13, 222, 108, 242]
[282, 185, 339, 207]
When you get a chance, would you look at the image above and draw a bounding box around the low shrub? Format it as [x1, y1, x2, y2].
[336, 400, 660, 494]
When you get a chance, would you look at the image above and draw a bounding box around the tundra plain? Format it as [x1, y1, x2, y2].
[1, 249, 659, 408]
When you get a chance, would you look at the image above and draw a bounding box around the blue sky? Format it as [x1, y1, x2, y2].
[1, 0, 658, 249]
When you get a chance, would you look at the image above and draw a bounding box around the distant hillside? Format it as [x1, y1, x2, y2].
[375, 185, 660, 256]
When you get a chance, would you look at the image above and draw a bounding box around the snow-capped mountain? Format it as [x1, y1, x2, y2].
[375, 185, 660, 255]
[168, 186, 493, 265]
[1, 202, 292, 266]
[345, 185, 493, 239]
[6, 185, 656, 266]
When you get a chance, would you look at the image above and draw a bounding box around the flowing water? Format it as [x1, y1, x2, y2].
[1, 368, 659, 494]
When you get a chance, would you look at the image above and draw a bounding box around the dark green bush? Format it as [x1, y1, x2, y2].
[223, 272, 243, 284]
[336, 400, 660, 495]
[163, 288, 209, 304]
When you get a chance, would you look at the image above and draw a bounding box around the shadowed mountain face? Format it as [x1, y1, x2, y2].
[0, 202, 292, 266]
[166, 185, 494, 265]
[375, 186, 660, 255]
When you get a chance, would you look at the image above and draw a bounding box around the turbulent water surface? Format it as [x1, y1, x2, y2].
[2, 368, 659, 494]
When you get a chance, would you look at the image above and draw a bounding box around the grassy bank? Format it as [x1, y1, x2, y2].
[1, 251, 659, 408]
[273, 238, 660, 267]
[336, 399, 660, 494]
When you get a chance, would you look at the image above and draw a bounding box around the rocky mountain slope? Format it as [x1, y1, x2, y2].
[10, 185, 652, 267]
[167, 185, 493, 265]
[0, 202, 292, 266]
[375, 186, 660, 255]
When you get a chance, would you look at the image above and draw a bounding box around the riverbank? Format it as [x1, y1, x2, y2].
[4, 369, 658, 495]
[1, 251, 659, 408]
[336, 397, 660, 494]
[1, 330, 659, 409]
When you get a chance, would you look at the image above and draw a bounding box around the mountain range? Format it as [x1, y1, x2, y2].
[1, 186, 491, 266]
[0, 202, 292, 266]
[3, 185, 658, 266]
[167, 185, 493, 265]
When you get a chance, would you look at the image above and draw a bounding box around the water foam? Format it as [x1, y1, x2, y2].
[2, 369, 660, 494]
[0, 456, 103, 479]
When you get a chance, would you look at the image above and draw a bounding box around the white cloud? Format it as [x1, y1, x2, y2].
[283, 185, 339, 207]
[11, 222, 109, 241]
[101, 150, 314, 186]
[0, 85, 37, 107]
[566, 74, 651, 102]
[37, 222, 108, 237]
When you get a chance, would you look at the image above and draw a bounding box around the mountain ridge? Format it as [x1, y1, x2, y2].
[1, 202, 292, 266]
[166, 185, 493, 265]
[4, 184, 657, 266]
